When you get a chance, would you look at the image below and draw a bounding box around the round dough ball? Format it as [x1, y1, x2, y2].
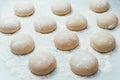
[66, 14, 87, 31]
[97, 12, 119, 30]
[29, 51, 56, 75]
[14, 2, 35, 17]
[54, 30, 79, 51]
[10, 34, 35, 55]
[70, 53, 98, 76]
[89, 0, 109, 13]
[51, 0, 71, 15]
[90, 32, 116, 53]
[0, 18, 21, 34]
[34, 16, 56, 34]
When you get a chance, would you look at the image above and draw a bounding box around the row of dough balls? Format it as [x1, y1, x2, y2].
[29, 51, 98, 76]
[0, 12, 119, 34]
[0, 0, 119, 33]
[14, 0, 110, 17]
[9, 31, 115, 76]
[9, 30, 116, 55]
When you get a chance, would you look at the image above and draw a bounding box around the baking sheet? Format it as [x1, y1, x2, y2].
[0, 0, 120, 80]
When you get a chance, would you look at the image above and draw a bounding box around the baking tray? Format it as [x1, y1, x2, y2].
[0, 0, 120, 80]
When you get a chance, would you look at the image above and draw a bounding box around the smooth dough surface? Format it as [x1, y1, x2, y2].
[34, 16, 56, 34]
[14, 2, 35, 17]
[89, 0, 109, 13]
[51, 0, 71, 15]
[10, 34, 35, 55]
[0, 17, 21, 34]
[97, 12, 119, 30]
[70, 53, 98, 76]
[29, 51, 56, 75]
[90, 32, 116, 53]
[54, 30, 79, 51]
[66, 14, 87, 31]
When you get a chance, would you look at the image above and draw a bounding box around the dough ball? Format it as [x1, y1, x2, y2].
[29, 51, 56, 75]
[89, 0, 109, 13]
[90, 32, 116, 53]
[10, 34, 35, 55]
[34, 16, 56, 34]
[14, 2, 35, 17]
[0, 18, 21, 34]
[54, 30, 79, 51]
[97, 12, 119, 30]
[51, 0, 71, 15]
[66, 14, 87, 31]
[70, 53, 98, 76]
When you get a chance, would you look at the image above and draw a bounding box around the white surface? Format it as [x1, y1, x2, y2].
[0, 0, 120, 80]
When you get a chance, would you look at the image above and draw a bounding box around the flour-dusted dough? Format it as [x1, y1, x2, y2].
[89, 0, 109, 13]
[54, 30, 79, 51]
[97, 12, 119, 30]
[34, 16, 56, 34]
[70, 53, 98, 76]
[66, 14, 87, 31]
[29, 51, 56, 75]
[90, 32, 116, 53]
[14, 2, 35, 17]
[51, 0, 71, 15]
[0, 17, 21, 34]
[10, 34, 35, 55]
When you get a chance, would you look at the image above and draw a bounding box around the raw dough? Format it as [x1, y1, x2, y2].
[97, 12, 119, 30]
[54, 30, 79, 51]
[14, 2, 35, 17]
[89, 0, 109, 13]
[70, 53, 98, 76]
[29, 51, 56, 75]
[51, 0, 71, 15]
[0, 17, 21, 34]
[90, 32, 116, 53]
[66, 14, 87, 31]
[10, 34, 35, 55]
[34, 16, 56, 34]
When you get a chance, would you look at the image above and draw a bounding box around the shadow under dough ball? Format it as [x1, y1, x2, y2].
[70, 52, 99, 76]
[54, 30, 79, 51]
[14, 2, 35, 17]
[97, 12, 119, 30]
[51, 0, 71, 15]
[10, 34, 35, 55]
[0, 17, 21, 34]
[90, 32, 116, 53]
[89, 0, 109, 13]
[29, 51, 56, 76]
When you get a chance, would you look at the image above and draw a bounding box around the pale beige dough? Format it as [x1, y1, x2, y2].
[14, 2, 35, 17]
[10, 34, 35, 55]
[89, 0, 109, 13]
[97, 12, 119, 30]
[51, 0, 71, 15]
[66, 14, 87, 31]
[0, 17, 21, 34]
[70, 53, 98, 76]
[34, 16, 56, 34]
[90, 32, 116, 53]
[29, 51, 56, 75]
[54, 30, 79, 51]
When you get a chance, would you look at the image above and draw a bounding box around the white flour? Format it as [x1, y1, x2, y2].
[0, 0, 120, 80]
